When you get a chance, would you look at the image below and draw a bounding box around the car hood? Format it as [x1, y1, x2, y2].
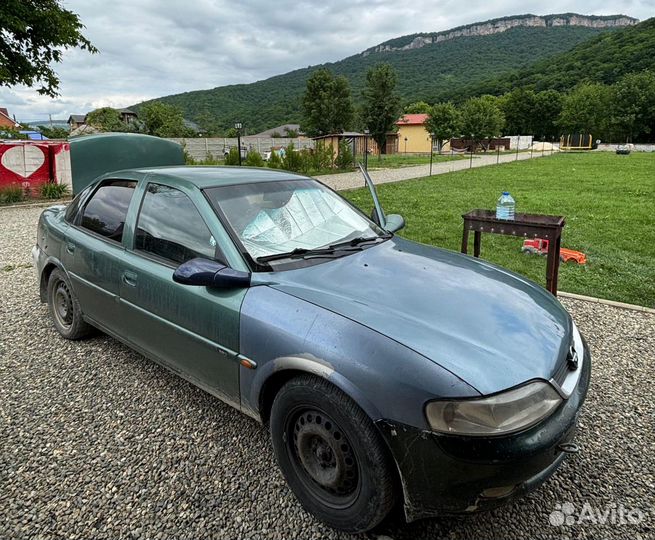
[259, 237, 572, 395]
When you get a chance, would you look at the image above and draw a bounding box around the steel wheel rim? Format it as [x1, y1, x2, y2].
[285, 406, 361, 509]
[52, 280, 73, 329]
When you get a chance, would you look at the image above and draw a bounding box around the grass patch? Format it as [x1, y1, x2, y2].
[0, 184, 25, 205]
[344, 152, 655, 307]
[39, 182, 70, 199]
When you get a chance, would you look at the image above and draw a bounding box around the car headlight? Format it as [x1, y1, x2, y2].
[425, 381, 563, 436]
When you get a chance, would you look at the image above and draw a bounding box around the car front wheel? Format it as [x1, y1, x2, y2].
[270, 375, 397, 533]
[47, 268, 92, 340]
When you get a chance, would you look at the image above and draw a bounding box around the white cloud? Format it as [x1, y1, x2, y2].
[6, 0, 650, 122]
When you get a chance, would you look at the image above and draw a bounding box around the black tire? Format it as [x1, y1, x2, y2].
[46, 268, 92, 340]
[270, 375, 396, 533]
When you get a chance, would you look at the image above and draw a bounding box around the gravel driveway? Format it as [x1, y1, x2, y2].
[1, 204, 653, 540]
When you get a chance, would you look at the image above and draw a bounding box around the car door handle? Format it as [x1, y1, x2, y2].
[122, 270, 137, 287]
[66, 242, 75, 254]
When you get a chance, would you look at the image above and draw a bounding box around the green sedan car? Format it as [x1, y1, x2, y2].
[34, 165, 589, 533]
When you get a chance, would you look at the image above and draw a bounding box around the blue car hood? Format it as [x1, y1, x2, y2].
[262, 237, 572, 395]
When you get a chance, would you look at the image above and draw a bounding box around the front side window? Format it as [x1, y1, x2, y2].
[81, 180, 136, 242]
[205, 179, 385, 261]
[135, 183, 219, 265]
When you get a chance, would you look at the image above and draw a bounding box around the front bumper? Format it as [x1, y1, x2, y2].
[377, 335, 591, 522]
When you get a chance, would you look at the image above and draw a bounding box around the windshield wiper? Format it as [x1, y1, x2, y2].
[256, 235, 388, 264]
[256, 246, 358, 263]
[328, 234, 390, 250]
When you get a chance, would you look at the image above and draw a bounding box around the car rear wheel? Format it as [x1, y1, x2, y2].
[270, 375, 396, 533]
[47, 269, 92, 340]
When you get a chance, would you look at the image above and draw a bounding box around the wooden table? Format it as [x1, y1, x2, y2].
[461, 209, 566, 295]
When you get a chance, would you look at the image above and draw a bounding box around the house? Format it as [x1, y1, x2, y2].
[0, 108, 20, 129]
[395, 114, 432, 154]
[253, 124, 305, 138]
[68, 108, 138, 131]
[118, 108, 138, 124]
[68, 115, 86, 130]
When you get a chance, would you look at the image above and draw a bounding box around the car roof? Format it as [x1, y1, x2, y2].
[123, 165, 311, 189]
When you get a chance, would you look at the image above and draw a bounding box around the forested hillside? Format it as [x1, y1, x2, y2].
[134, 23, 616, 134]
[471, 17, 655, 96]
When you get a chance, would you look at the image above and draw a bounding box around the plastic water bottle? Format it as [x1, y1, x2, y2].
[496, 192, 515, 220]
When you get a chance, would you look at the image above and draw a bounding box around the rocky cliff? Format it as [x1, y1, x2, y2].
[362, 13, 638, 55]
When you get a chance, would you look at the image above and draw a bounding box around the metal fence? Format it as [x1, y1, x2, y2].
[166, 137, 315, 161]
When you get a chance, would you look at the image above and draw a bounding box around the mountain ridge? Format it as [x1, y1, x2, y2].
[363, 13, 637, 54]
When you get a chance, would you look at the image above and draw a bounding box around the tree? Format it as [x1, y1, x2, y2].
[140, 101, 191, 138]
[335, 140, 354, 170]
[301, 68, 354, 137]
[224, 147, 240, 165]
[86, 107, 123, 132]
[460, 95, 505, 150]
[404, 101, 432, 114]
[557, 83, 611, 139]
[37, 125, 69, 139]
[282, 143, 303, 172]
[361, 63, 402, 155]
[609, 71, 655, 142]
[499, 88, 537, 135]
[245, 150, 265, 167]
[0, 0, 97, 96]
[532, 90, 563, 140]
[425, 102, 461, 153]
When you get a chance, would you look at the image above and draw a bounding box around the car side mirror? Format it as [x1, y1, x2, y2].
[173, 258, 251, 289]
[384, 213, 405, 233]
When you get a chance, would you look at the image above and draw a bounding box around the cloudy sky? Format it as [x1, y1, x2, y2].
[2, 0, 651, 122]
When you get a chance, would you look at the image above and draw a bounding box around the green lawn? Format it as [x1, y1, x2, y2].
[344, 152, 655, 307]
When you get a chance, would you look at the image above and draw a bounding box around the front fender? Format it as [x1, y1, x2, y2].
[239, 286, 479, 429]
[245, 353, 383, 423]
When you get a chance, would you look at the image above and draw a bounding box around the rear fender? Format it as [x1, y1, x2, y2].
[38, 256, 72, 303]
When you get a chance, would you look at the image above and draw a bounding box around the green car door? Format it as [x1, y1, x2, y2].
[116, 179, 244, 406]
[63, 179, 139, 329]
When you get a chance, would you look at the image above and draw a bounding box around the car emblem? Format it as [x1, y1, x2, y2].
[567, 346, 579, 371]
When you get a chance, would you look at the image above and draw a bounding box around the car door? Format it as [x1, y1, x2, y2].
[63, 179, 138, 329]
[118, 181, 243, 406]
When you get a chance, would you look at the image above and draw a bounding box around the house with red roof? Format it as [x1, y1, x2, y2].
[395, 113, 432, 153]
[0, 108, 20, 129]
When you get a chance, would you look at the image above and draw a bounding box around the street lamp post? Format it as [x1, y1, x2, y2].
[235, 122, 243, 165]
[404, 137, 408, 154]
[363, 129, 369, 171]
[429, 134, 435, 176]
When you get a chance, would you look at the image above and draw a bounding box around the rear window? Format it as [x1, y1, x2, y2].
[80, 180, 136, 242]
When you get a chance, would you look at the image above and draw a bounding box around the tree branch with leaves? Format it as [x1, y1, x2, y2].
[0, 0, 97, 96]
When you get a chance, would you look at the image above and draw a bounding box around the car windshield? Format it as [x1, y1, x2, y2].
[205, 179, 386, 261]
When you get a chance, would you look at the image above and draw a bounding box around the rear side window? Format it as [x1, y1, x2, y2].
[135, 183, 220, 265]
[80, 180, 137, 242]
[64, 185, 93, 223]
